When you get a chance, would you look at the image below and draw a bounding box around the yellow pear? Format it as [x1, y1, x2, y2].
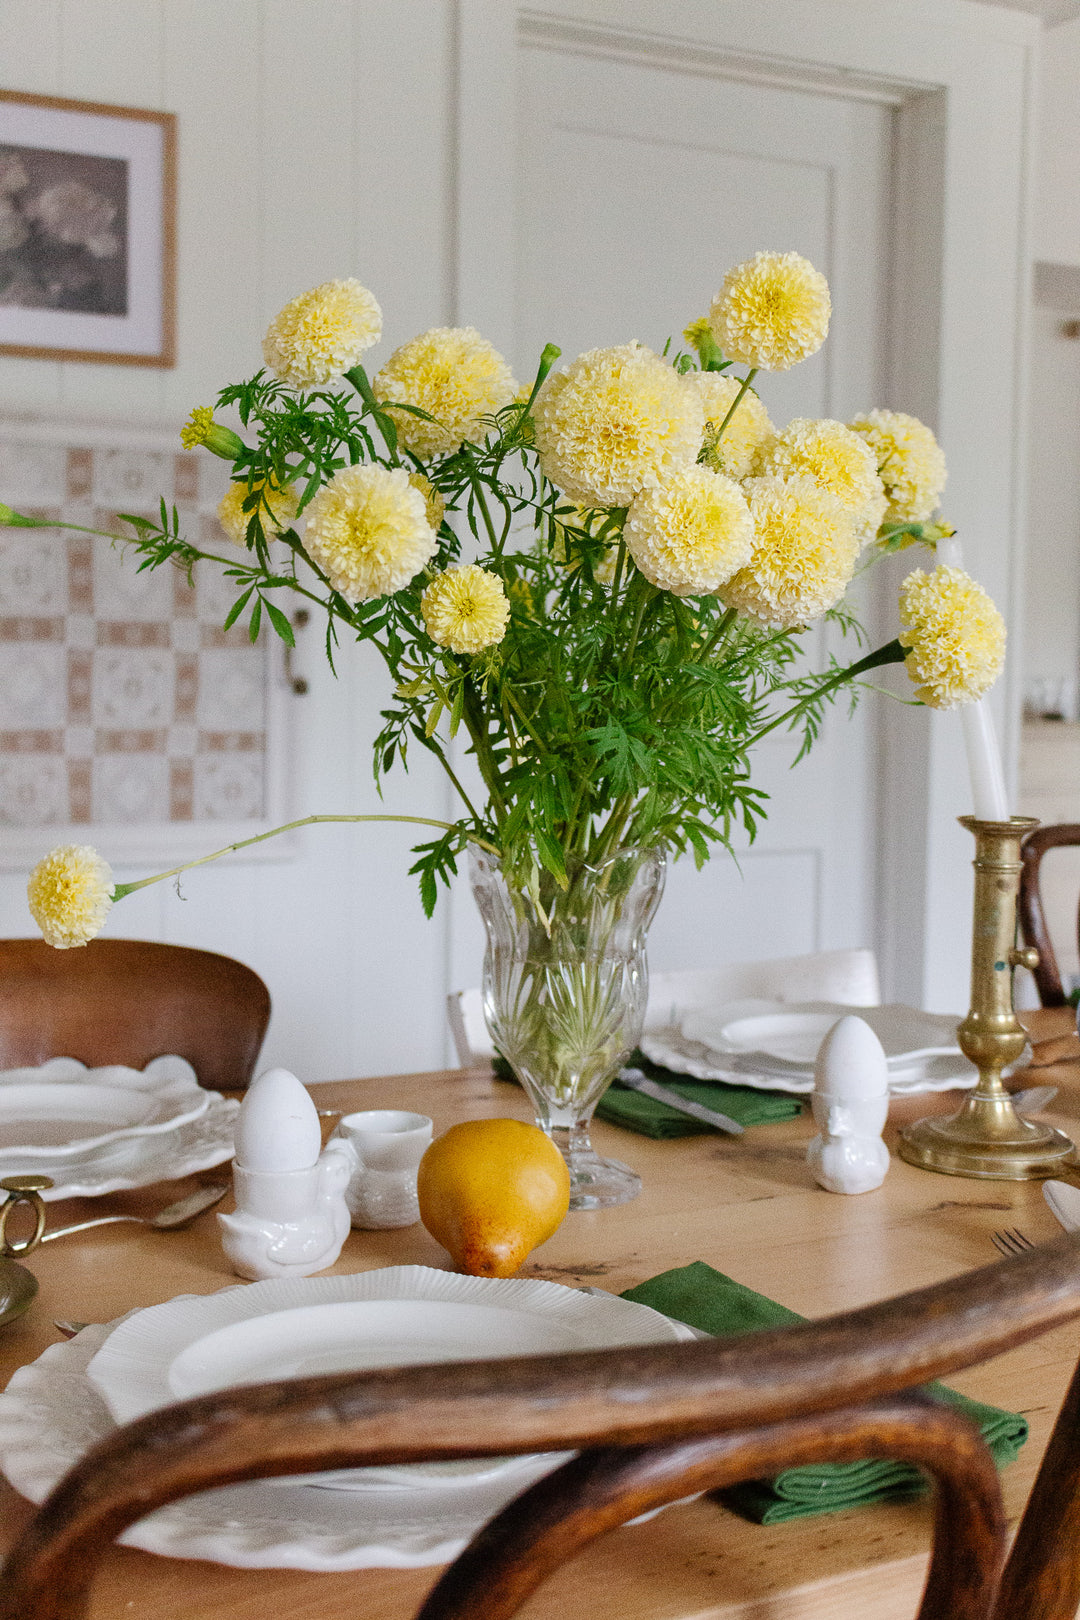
[417, 1118, 571, 1277]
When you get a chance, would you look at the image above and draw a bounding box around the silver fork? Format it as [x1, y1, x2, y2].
[991, 1227, 1035, 1257]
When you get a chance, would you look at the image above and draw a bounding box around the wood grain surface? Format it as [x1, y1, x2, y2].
[1, 1007, 1078, 1620]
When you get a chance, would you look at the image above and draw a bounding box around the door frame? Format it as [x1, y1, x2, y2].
[453, 0, 1039, 1013]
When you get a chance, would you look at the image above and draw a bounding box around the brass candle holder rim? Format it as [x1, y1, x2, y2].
[958, 814, 1039, 834]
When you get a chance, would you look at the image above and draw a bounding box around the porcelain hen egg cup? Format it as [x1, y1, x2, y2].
[219, 1067, 351, 1279]
[807, 1015, 890, 1195]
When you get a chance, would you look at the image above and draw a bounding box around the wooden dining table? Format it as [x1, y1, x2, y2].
[2, 1006, 1080, 1620]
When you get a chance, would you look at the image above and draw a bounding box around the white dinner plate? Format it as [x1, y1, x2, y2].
[682, 1002, 962, 1071]
[0, 1056, 208, 1160]
[87, 1266, 690, 1493]
[0, 1091, 239, 1200]
[641, 1025, 978, 1095]
[1043, 1179, 1080, 1233]
[0, 1295, 693, 1570]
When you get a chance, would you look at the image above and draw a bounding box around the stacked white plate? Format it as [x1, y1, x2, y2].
[642, 999, 979, 1095]
[0, 1056, 238, 1198]
[0, 1266, 694, 1571]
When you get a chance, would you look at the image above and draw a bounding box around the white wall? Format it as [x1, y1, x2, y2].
[1033, 16, 1080, 265]
[0, 0, 461, 1081]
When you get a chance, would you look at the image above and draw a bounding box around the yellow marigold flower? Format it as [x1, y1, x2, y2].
[756, 417, 887, 545]
[422, 564, 510, 655]
[848, 409, 947, 524]
[374, 327, 518, 458]
[626, 465, 753, 596]
[180, 407, 245, 460]
[532, 342, 704, 508]
[710, 251, 831, 372]
[28, 844, 113, 949]
[217, 476, 300, 545]
[407, 471, 446, 533]
[303, 464, 436, 604]
[685, 372, 773, 480]
[898, 565, 1006, 709]
[721, 474, 859, 627]
[262, 278, 382, 389]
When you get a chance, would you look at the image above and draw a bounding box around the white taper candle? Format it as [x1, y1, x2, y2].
[935, 536, 1010, 821]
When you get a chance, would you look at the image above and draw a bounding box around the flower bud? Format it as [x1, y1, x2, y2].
[180, 407, 246, 460]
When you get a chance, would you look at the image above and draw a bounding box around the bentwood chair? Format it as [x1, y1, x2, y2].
[4, 1235, 1080, 1620]
[1019, 825, 1080, 1006]
[0, 938, 270, 1091]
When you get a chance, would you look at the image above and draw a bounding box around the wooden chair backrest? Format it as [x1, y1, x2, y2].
[0, 938, 270, 1091]
[1019, 825, 1080, 1005]
[4, 1235, 1080, 1620]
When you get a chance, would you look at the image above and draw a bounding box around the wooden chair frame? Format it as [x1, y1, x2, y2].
[0, 938, 271, 1091]
[4, 1235, 1080, 1620]
[1019, 825, 1080, 1007]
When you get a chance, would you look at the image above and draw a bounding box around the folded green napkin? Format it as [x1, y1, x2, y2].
[621, 1262, 1028, 1524]
[492, 1052, 802, 1136]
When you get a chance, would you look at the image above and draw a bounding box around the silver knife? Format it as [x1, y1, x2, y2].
[618, 1068, 745, 1135]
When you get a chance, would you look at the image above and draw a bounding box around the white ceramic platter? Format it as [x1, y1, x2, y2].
[0, 1288, 693, 1571]
[0, 1092, 239, 1201]
[87, 1266, 690, 1493]
[1044, 1179, 1080, 1233]
[641, 1024, 977, 1095]
[682, 1002, 963, 1071]
[0, 1056, 207, 1160]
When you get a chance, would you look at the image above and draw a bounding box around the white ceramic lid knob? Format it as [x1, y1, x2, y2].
[814, 1015, 889, 1097]
[233, 1066, 322, 1172]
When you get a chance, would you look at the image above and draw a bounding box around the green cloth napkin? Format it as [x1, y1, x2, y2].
[492, 1051, 802, 1136]
[621, 1261, 1028, 1524]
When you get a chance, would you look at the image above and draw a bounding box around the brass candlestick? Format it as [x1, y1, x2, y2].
[899, 816, 1077, 1180]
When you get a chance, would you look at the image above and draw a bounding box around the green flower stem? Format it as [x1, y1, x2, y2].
[608, 537, 628, 614]
[520, 343, 562, 416]
[714, 367, 759, 439]
[111, 814, 500, 903]
[746, 638, 906, 747]
[697, 605, 739, 663]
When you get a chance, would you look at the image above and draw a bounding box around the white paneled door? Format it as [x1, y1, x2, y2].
[451, 31, 895, 991]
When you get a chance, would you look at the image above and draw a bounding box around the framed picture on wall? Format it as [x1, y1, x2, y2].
[0, 90, 175, 368]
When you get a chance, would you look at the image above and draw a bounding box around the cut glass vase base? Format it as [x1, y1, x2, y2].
[562, 1146, 642, 1210]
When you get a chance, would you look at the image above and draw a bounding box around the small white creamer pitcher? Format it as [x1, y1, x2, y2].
[330, 1109, 433, 1228]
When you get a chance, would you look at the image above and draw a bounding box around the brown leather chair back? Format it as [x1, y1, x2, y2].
[0, 938, 270, 1090]
[1019, 824, 1080, 1005]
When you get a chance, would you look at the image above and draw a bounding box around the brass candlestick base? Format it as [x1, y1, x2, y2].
[899, 816, 1077, 1180]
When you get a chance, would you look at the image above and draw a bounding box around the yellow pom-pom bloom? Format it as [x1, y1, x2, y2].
[898, 565, 1005, 709]
[303, 465, 436, 604]
[685, 372, 773, 479]
[532, 343, 704, 508]
[721, 474, 859, 627]
[626, 465, 753, 596]
[848, 409, 947, 524]
[710, 251, 831, 372]
[756, 417, 886, 545]
[262, 278, 382, 389]
[28, 844, 113, 949]
[374, 327, 518, 458]
[217, 476, 300, 545]
[407, 471, 447, 533]
[422, 564, 510, 655]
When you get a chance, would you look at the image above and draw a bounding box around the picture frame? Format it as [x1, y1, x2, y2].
[0, 90, 175, 368]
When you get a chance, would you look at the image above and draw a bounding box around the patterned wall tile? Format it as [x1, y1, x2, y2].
[0, 433, 274, 828]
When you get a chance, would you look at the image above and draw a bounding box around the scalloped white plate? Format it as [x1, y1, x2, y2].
[0, 1056, 207, 1160]
[0, 1280, 693, 1571]
[0, 1092, 238, 1201]
[87, 1266, 690, 1493]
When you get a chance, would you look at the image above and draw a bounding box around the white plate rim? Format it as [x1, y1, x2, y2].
[641, 1029, 977, 1095]
[87, 1266, 689, 1426]
[0, 1300, 693, 1570]
[0, 1056, 208, 1160]
[0, 1092, 238, 1200]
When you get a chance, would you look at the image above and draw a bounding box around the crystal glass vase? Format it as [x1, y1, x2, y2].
[469, 842, 666, 1210]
